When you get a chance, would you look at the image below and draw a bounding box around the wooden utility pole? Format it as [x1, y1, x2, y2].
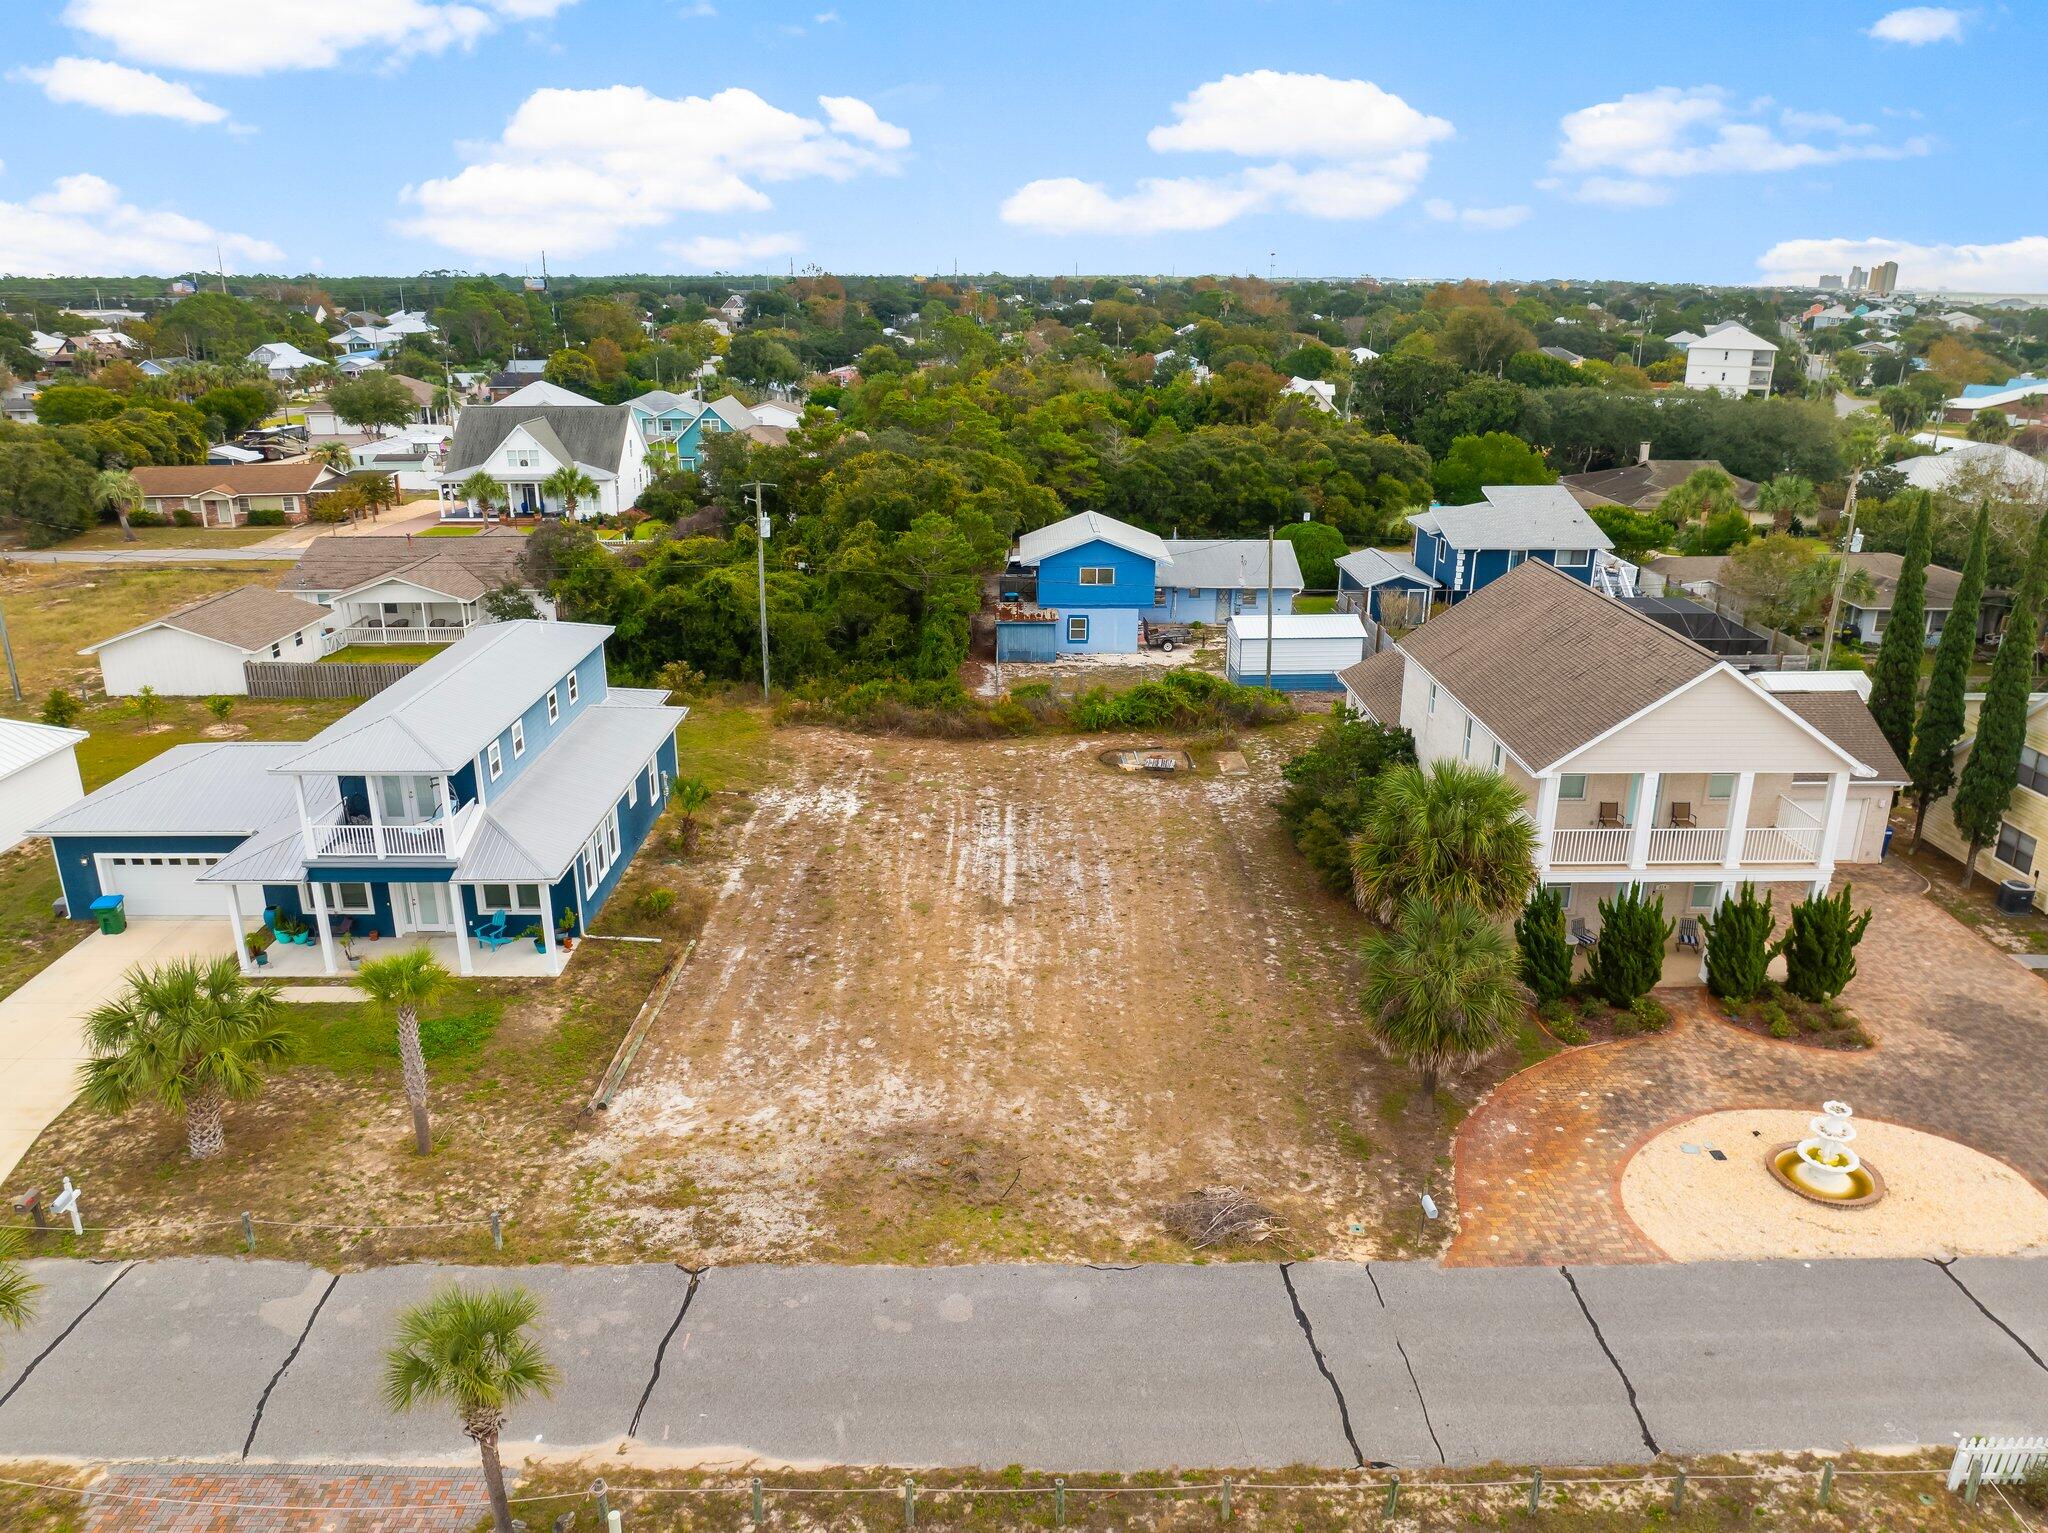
[1264, 526, 1275, 688]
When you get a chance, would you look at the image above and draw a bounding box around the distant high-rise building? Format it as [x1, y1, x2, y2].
[1848, 265, 1869, 291]
[1819, 274, 1844, 291]
[1870, 260, 1899, 296]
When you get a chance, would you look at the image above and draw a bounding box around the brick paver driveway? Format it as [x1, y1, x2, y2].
[1449, 861, 2048, 1266]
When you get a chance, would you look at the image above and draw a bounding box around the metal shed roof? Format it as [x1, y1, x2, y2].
[0, 719, 86, 779]
[1159, 538, 1303, 592]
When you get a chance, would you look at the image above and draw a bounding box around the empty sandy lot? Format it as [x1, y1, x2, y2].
[592, 723, 1458, 1264]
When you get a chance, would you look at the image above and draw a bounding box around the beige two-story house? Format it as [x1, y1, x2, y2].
[1919, 693, 2048, 904]
[1339, 561, 1906, 951]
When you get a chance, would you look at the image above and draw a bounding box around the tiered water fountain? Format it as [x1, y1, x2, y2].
[1769, 1099, 1885, 1205]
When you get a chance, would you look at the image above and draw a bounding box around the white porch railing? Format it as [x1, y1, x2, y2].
[1744, 824, 1823, 862]
[336, 623, 469, 645]
[309, 819, 450, 858]
[1549, 827, 1633, 865]
[1646, 826, 1727, 863]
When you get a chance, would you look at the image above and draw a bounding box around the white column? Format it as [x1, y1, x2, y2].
[308, 881, 338, 976]
[367, 779, 385, 858]
[294, 776, 314, 857]
[1627, 770, 1661, 874]
[451, 885, 475, 978]
[1816, 769, 1850, 887]
[1533, 774, 1562, 876]
[1721, 771, 1756, 873]
[226, 886, 252, 975]
[540, 885, 560, 975]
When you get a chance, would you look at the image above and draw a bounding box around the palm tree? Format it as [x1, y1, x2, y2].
[539, 464, 599, 520]
[0, 1226, 37, 1349]
[672, 776, 711, 852]
[458, 470, 502, 520]
[1351, 760, 1538, 919]
[92, 466, 141, 543]
[80, 956, 295, 1159]
[311, 440, 354, 473]
[1360, 896, 1524, 1098]
[383, 1285, 558, 1533]
[355, 948, 451, 1155]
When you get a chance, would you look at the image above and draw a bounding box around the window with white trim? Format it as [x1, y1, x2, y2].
[2020, 746, 2047, 797]
[1077, 566, 1116, 587]
[546, 687, 559, 724]
[566, 670, 580, 704]
[478, 883, 543, 913]
[580, 809, 621, 891]
[1066, 615, 1090, 643]
[328, 882, 375, 915]
[1427, 683, 1438, 714]
[647, 758, 662, 800]
[1462, 717, 1474, 760]
[486, 740, 503, 780]
[1556, 548, 1591, 568]
[1689, 883, 1718, 910]
[1707, 773, 1736, 800]
[1491, 743, 1503, 769]
[1558, 773, 1586, 800]
[511, 720, 525, 758]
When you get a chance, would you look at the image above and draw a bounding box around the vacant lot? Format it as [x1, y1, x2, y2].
[592, 721, 1480, 1264]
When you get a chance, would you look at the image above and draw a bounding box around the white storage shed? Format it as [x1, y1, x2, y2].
[1225, 613, 1369, 690]
[84, 587, 333, 697]
[0, 719, 86, 853]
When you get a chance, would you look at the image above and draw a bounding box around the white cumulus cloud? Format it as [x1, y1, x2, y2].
[402, 85, 908, 259]
[0, 173, 281, 273]
[1551, 85, 1927, 202]
[59, 0, 573, 74]
[668, 232, 804, 268]
[12, 57, 229, 124]
[1003, 70, 1449, 236]
[1866, 7, 1965, 44]
[1423, 197, 1532, 230]
[1757, 235, 2048, 292]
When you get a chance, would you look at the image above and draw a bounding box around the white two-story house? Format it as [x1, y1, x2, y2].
[436, 396, 651, 521]
[1683, 321, 1779, 398]
[1339, 561, 1906, 950]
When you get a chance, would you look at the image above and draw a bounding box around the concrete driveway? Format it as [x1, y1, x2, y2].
[0, 917, 228, 1181]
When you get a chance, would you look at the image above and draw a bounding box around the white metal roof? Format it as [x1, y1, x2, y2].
[1160, 538, 1303, 592]
[495, 379, 603, 408]
[1694, 321, 1779, 353]
[1227, 613, 1369, 640]
[276, 621, 612, 776]
[34, 742, 330, 839]
[1015, 511, 1171, 569]
[1408, 485, 1614, 552]
[0, 719, 85, 779]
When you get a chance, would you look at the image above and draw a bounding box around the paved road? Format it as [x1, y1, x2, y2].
[1, 1255, 2044, 1470]
[1, 547, 305, 565]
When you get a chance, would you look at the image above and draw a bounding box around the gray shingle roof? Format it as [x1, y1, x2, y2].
[1337, 648, 1406, 723]
[1160, 538, 1303, 592]
[280, 528, 534, 595]
[277, 621, 612, 775]
[83, 586, 329, 656]
[1408, 486, 1614, 553]
[1561, 460, 1760, 512]
[441, 403, 637, 477]
[34, 743, 334, 838]
[1773, 691, 1908, 786]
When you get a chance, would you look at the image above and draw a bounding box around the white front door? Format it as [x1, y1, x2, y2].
[399, 882, 457, 933]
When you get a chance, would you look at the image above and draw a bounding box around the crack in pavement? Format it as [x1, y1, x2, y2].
[1278, 1263, 1364, 1469]
[243, 1273, 341, 1460]
[0, 1262, 134, 1411]
[1929, 1259, 2047, 1372]
[1365, 1263, 1445, 1466]
[628, 1265, 706, 1440]
[1559, 1267, 1659, 1457]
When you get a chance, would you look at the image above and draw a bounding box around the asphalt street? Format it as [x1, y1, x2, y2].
[1, 1255, 2043, 1470]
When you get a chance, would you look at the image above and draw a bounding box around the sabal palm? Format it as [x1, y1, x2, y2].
[540, 465, 598, 518]
[459, 471, 502, 518]
[312, 441, 353, 472]
[355, 948, 451, 1155]
[0, 1226, 37, 1345]
[1352, 760, 1537, 918]
[92, 467, 141, 543]
[1360, 896, 1524, 1097]
[80, 956, 295, 1159]
[384, 1285, 557, 1533]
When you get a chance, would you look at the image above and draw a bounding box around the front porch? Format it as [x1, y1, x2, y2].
[254, 928, 565, 979]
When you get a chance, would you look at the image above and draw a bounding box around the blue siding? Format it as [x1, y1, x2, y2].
[1445, 548, 1597, 600]
[1225, 666, 1346, 691]
[995, 621, 1059, 662]
[1034, 540, 1157, 611]
[1144, 587, 1297, 624]
[474, 641, 607, 800]
[576, 732, 678, 926]
[51, 834, 247, 918]
[1054, 607, 1141, 654]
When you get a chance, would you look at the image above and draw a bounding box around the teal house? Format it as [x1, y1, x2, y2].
[624, 390, 758, 469]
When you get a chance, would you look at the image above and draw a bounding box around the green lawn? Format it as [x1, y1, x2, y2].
[58, 525, 289, 550]
[671, 697, 778, 791]
[416, 524, 483, 537]
[320, 643, 447, 664]
[1293, 594, 1336, 615]
[0, 842, 84, 997]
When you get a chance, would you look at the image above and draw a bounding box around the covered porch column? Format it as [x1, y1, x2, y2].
[225, 886, 253, 976]
[307, 880, 339, 977]
[1813, 770, 1850, 898]
[1532, 773, 1562, 879]
[452, 885, 475, 978]
[1717, 770, 1757, 904]
[1626, 770, 1662, 877]
[539, 883, 561, 976]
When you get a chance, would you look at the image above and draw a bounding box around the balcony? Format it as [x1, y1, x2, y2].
[304, 801, 476, 861]
[1545, 794, 1824, 870]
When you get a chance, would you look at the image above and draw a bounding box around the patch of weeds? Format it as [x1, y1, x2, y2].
[1329, 1118, 1375, 1164]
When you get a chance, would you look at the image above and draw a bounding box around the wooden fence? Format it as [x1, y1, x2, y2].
[244, 659, 421, 700]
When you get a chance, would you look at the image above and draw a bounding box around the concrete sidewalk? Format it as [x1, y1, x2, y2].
[2, 1255, 2044, 1470]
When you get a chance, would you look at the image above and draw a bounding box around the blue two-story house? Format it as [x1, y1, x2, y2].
[624, 390, 754, 470]
[1404, 485, 1615, 604]
[37, 622, 683, 979]
[996, 511, 1302, 660]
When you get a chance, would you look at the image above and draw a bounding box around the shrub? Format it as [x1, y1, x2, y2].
[1278, 707, 1416, 895]
[1628, 996, 1669, 1033]
[1768, 1015, 1797, 1039]
[635, 887, 675, 921]
[205, 695, 234, 723]
[127, 509, 166, 527]
[308, 505, 351, 524]
[1587, 885, 1673, 1008]
[1773, 884, 1872, 1003]
[246, 507, 288, 527]
[1514, 888, 1574, 1003]
[39, 687, 79, 727]
[1701, 882, 1774, 1001]
[171, 508, 199, 527]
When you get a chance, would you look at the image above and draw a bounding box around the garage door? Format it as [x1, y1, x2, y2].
[97, 853, 224, 916]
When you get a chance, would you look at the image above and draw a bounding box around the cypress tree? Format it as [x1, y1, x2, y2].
[1951, 514, 2048, 885]
[1908, 500, 1991, 845]
[1867, 491, 1932, 766]
[1587, 885, 1672, 1007]
[1700, 882, 1775, 1001]
[1772, 885, 1872, 1003]
[1514, 887, 1574, 1003]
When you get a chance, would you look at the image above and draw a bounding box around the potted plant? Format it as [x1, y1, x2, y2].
[556, 907, 577, 952]
[248, 925, 274, 967]
[521, 923, 544, 954]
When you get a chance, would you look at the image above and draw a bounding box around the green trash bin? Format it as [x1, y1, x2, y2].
[89, 894, 126, 934]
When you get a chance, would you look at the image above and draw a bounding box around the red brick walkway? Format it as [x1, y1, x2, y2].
[1448, 862, 2048, 1266]
[83, 1467, 488, 1533]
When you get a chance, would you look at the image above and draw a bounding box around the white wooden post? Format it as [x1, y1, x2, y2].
[1816, 770, 1850, 887]
[308, 881, 338, 977]
[1721, 771, 1755, 872]
[367, 777, 385, 858]
[1533, 774, 1562, 876]
[540, 884, 560, 974]
[1627, 770, 1661, 873]
[451, 885, 475, 977]
[226, 886, 252, 975]
[294, 776, 314, 857]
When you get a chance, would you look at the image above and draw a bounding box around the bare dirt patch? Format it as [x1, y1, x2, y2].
[590, 722, 1459, 1264]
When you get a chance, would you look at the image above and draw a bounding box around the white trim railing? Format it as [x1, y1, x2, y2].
[1646, 826, 1727, 864]
[306, 804, 476, 861]
[335, 623, 469, 645]
[1548, 827, 1632, 865]
[1744, 824, 1822, 863]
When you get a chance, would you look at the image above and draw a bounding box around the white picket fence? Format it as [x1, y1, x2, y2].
[1948, 1433, 2048, 1490]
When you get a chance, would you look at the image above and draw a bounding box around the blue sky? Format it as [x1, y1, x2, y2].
[1, 1, 2041, 289]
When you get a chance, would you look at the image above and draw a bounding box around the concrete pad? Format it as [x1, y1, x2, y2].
[250, 1264, 692, 1461]
[638, 1263, 1357, 1470]
[0, 1257, 329, 1459]
[1945, 1257, 2048, 1365]
[1366, 1262, 1651, 1467]
[0, 1259, 129, 1401]
[1568, 1259, 2048, 1455]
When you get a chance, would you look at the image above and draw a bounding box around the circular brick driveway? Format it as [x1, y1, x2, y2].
[1448, 862, 2048, 1266]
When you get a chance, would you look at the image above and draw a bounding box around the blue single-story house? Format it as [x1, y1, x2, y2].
[997, 511, 1303, 660]
[36, 621, 684, 979]
[1406, 485, 1615, 602]
[1334, 546, 1440, 625]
